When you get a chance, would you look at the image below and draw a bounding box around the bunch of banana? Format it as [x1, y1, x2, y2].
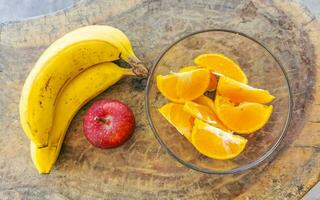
[19, 25, 148, 173]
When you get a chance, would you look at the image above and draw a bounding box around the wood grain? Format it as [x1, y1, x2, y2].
[0, 0, 319, 199]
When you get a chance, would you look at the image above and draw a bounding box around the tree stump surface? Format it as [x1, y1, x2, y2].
[0, 0, 319, 199]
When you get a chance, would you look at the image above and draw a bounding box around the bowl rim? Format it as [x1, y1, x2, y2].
[145, 29, 293, 174]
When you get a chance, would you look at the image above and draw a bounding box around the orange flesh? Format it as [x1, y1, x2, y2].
[193, 95, 216, 112]
[183, 101, 229, 131]
[217, 76, 275, 104]
[208, 73, 218, 91]
[215, 95, 273, 134]
[179, 66, 217, 91]
[158, 103, 194, 142]
[157, 69, 210, 103]
[194, 53, 248, 83]
[192, 119, 247, 159]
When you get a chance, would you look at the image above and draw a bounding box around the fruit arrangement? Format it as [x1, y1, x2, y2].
[157, 53, 275, 160]
[20, 25, 148, 173]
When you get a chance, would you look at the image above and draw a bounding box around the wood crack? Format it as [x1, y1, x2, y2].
[309, 120, 320, 123]
[302, 17, 316, 27]
[291, 144, 320, 150]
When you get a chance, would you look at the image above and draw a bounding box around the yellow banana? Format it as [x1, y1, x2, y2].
[73, 26, 147, 75]
[30, 62, 133, 173]
[20, 25, 148, 147]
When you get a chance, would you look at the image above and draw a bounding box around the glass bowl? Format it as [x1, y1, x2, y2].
[145, 30, 292, 174]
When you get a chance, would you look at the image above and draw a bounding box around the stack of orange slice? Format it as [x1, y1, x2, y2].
[156, 53, 274, 160]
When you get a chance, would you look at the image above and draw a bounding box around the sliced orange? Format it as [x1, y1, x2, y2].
[215, 95, 273, 134]
[208, 73, 218, 91]
[158, 103, 194, 142]
[179, 65, 199, 72]
[183, 101, 217, 124]
[179, 66, 217, 91]
[194, 54, 248, 83]
[191, 119, 247, 160]
[183, 101, 229, 131]
[193, 95, 215, 112]
[217, 76, 274, 104]
[157, 69, 210, 103]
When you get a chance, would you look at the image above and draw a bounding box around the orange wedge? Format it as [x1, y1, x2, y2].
[179, 66, 217, 91]
[193, 95, 215, 112]
[157, 69, 210, 103]
[207, 73, 218, 91]
[194, 54, 248, 83]
[217, 76, 275, 104]
[179, 66, 199, 72]
[215, 95, 273, 134]
[158, 103, 194, 142]
[183, 101, 228, 131]
[191, 119, 247, 160]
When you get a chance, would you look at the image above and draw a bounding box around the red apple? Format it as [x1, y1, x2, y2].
[83, 99, 135, 148]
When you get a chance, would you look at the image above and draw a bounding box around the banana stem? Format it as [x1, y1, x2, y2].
[127, 57, 149, 77]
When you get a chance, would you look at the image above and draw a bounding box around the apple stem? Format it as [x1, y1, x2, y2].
[94, 116, 106, 123]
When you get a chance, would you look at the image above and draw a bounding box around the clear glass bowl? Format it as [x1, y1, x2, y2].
[145, 30, 292, 174]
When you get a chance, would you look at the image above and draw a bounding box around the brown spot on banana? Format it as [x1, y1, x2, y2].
[44, 76, 52, 91]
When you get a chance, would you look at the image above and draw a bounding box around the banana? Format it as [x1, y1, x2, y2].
[30, 62, 133, 173]
[20, 25, 148, 147]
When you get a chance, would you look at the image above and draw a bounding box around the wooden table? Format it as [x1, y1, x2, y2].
[0, 0, 319, 199]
